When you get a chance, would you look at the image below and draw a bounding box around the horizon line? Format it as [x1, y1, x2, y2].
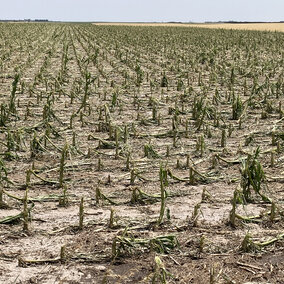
[1, 19, 284, 24]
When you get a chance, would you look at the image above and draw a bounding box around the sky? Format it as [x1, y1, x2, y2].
[1, 0, 284, 22]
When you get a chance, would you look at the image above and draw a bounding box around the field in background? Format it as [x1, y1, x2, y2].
[190, 23, 284, 32]
[0, 23, 283, 283]
[95, 22, 284, 32]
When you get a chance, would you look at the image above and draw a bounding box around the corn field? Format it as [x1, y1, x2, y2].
[0, 23, 283, 283]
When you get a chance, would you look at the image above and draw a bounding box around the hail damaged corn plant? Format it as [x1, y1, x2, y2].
[0, 22, 283, 283]
[240, 147, 270, 203]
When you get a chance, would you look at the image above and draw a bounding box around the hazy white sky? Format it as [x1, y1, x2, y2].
[1, 0, 284, 22]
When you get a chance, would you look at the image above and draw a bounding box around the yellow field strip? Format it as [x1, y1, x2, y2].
[93, 22, 284, 32]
